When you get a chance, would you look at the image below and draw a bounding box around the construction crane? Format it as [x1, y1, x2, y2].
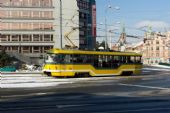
[64, 27, 79, 49]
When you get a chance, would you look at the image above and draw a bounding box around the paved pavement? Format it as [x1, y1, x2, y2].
[1, 66, 170, 88]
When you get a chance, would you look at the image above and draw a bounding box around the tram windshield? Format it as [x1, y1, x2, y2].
[45, 54, 60, 64]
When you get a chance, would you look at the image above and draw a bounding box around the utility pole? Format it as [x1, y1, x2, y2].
[104, 5, 120, 50]
[105, 14, 108, 50]
[60, 0, 63, 49]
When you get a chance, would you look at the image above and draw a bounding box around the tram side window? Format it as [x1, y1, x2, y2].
[93, 55, 123, 68]
[130, 56, 141, 63]
[120, 56, 131, 63]
[97, 55, 112, 68]
[71, 54, 93, 64]
[127, 56, 132, 63]
[102, 55, 108, 68]
[130, 56, 135, 63]
[82, 55, 93, 64]
[98, 55, 103, 68]
[136, 56, 142, 63]
[113, 56, 119, 63]
[71, 55, 80, 63]
[63, 54, 71, 63]
[104, 55, 114, 68]
[112, 56, 120, 68]
[119, 56, 125, 63]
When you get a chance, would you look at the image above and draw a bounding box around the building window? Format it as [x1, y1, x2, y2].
[11, 0, 20, 6]
[0, 23, 8, 30]
[11, 46, 18, 51]
[162, 46, 165, 50]
[22, 23, 31, 30]
[43, 0, 51, 7]
[32, 0, 40, 7]
[11, 11, 20, 18]
[43, 11, 53, 19]
[22, 11, 30, 18]
[33, 34, 40, 41]
[156, 47, 159, 50]
[33, 11, 40, 18]
[23, 0, 29, 6]
[163, 40, 165, 44]
[11, 35, 19, 41]
[0, 11, 8, 18]
[77, 0, 89, 10]
[33, 23, 40, 30]
[1, 35, 8, 41]
[11, 23, 20, 30]
[0, 0, 9, 6]
[44, 23, 53, 30]
[44, 35, 51, 41]
[23, 34, 31, 41]
[80, 31, 84, 35]
[44, 46, 52, 52]
[33, 46, 40, 53]
[22, 46, 30, 53]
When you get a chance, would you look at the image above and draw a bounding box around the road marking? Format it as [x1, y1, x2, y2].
[56, 104, 94, 108]
[119, 83, 170, 90]
[94, 107, 170, 113]
[1, 82, 73, 88]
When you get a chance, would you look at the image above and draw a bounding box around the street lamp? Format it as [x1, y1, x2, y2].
[59, 0, 63, 49]
[109, 21, 120, 49]
[104, 5, 120, 50]
[108, 28, 119, 49]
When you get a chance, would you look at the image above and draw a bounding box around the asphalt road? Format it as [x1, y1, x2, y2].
[1, 66, 170, 113]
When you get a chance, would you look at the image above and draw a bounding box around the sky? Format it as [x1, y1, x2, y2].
[96, 0, 170, 44]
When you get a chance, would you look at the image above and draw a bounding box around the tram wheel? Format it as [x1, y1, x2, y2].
[121, 71, 133, 76]
[74, 72, 91, 78]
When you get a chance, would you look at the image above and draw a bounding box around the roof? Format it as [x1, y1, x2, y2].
[47, 48, 142, 56]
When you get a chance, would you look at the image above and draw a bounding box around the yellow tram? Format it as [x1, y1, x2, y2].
[43, 49, 142, 77]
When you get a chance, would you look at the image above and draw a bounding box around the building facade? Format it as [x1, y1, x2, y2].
[0, 0, 96, 63]
[0, 0, 54, 59]
[77, 0, 96, 50]
[143, 32, 170, 65]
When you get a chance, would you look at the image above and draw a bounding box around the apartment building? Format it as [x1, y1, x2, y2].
[143, 32, 170, 65]
[0, 0, 96, 63]
[126, 42, 143, 54]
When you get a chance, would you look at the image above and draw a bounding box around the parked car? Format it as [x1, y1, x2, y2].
[0, 66, 16, 72]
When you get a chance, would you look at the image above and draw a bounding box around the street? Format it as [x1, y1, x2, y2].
[1, 66, 170, 113]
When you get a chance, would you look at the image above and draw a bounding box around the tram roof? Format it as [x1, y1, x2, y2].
[47, 49, 142, 56]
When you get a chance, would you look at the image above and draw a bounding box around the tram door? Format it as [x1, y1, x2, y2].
[60, 54, 73, 76]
